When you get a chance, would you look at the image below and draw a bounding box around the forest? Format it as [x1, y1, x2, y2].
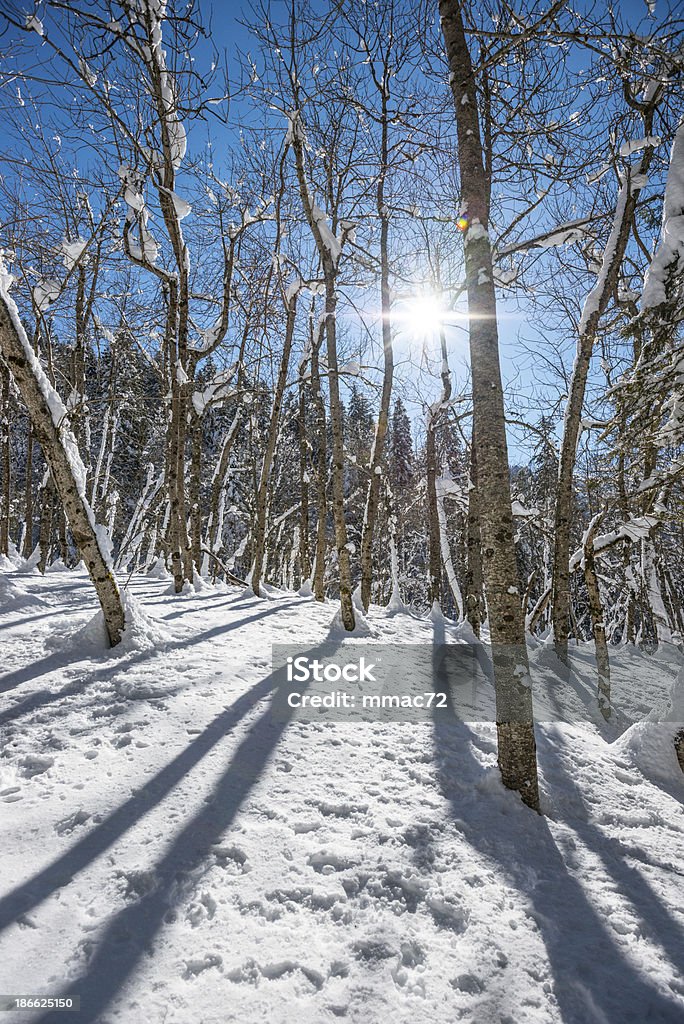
[0, 1, 683, 1022]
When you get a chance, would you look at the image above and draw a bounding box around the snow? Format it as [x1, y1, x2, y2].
[619, 136, 661, 158]
[169, 191, 192, 221]
[311, 203, 342, 265]
[642, 117, 684, 309]
[0, 569, 681, 1023]
[465, 219, 488, 244]
[32, 279, 60, 312]
[25, 14, 44, 36]
[61, 238, 88, 271]
[531, 226, 587, 248]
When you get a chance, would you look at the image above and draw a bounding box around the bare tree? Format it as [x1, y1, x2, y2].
[440, 0, 540, 811]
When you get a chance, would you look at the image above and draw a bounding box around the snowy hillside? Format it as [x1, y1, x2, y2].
[0, 564, 682, 1024]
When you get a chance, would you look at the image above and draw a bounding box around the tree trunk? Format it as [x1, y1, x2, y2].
[289, 113, 354, 629]
[189, 409, 203, 573]
[0, 359, 10, 556]
[426, 329, 453, 609]
[22, 422, 33, 558]
[310, 323, 328, 602]
[440, 0, 540, 811]
[297, 376, 311, 587]
[252, 295, 298, 596]
[465, 444, 484, 636]
[551, 102, 660, 662]
[323, 276, 355, 630]
[37, 472, 54, 573]
[360, 94, 393, 612]
[583, 515, 611, 719]
[0, 286, 124, 646]
[426, 421, 442, 606]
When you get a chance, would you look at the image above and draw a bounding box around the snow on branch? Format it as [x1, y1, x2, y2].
[641, 118, 684, 309]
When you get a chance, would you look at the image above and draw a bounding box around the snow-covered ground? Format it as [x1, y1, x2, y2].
[0, 564, 683, 1024]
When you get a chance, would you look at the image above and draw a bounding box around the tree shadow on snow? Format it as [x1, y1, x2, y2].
[1, 646, 322, 1024]
[430, 618, 683, 1024]
[0, 600, 292, 720]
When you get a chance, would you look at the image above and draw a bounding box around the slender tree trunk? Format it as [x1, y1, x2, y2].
[426, 422, 442, 606]
[360, 97, 393, 611]
[583, 515, 611, 719]
[441, 0, 540, 810]
[310, 325, 328, 602]
[289, 113, 354, 628]
[465, 444, 484, 636]
[23, 422, 33, 558]
[252, 296, 298, 596]
[298, 377, 311, 587]
[37, 472, 54, 573]
[189, 409, 203, 573]
[0, 288, 124, 646]
[324, 277, 355, 629]
[0, 359, 10, 555]
[551, 103, 660, 662]
[642, 533, 673, 644]
[426, 329, 452, 609]
[71, 264, 89, 456]
[205, 410, 241, 566]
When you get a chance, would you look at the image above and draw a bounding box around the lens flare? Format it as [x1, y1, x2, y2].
[398, 294, 446, 336]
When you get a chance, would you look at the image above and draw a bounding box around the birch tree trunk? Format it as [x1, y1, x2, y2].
[297, 374, 311, 588]
[0, 286, 124, 646]
[465, 444, 484, 637]
[583, 515, 611, 719]
[310, 321, 328, 602]
[440, 0, 540, 810]
[22, 422, 33, 558]
[426, 421, 442, 606]
[0, 359, 9, 556]
[426, 328, 453, 610]
[360, 89, 393, 612]
[289, 113, 355, 629]
[252, 294, 298, 596]
[551, 99, 660, 662]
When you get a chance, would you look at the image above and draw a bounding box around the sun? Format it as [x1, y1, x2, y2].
[397, 293, 447, 337]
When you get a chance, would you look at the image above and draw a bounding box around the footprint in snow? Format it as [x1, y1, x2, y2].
[183, 953, 222, 978]
[19, 755, 54, 778]
[0, 786, 22, 802]
[54, 809, 91, 835]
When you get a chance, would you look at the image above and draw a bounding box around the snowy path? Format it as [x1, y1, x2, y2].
[0, 568, 683, 1023]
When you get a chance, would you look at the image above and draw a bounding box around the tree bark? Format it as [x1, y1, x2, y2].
[252, 295, 298, 596]
[583, 515, 611, 719]
[465, 444, 485, 636]
[360, 85, 394, 611]
[426, 421, 442, 606]
[289, 113, 354, 628]
[310, 322, 328, 602]
[0, 288, 124, 646]
[0, 359, 10, 556]
[297, 375, 311, 587]
[23, 422, 33, 558]
[551, 101, 660, 662]
[440, 0, 540, 810]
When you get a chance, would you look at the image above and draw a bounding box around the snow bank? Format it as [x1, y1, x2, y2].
[328, 602, 375, 638]
[613, 662, 684, 787]
[47, 590, 174, 656]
